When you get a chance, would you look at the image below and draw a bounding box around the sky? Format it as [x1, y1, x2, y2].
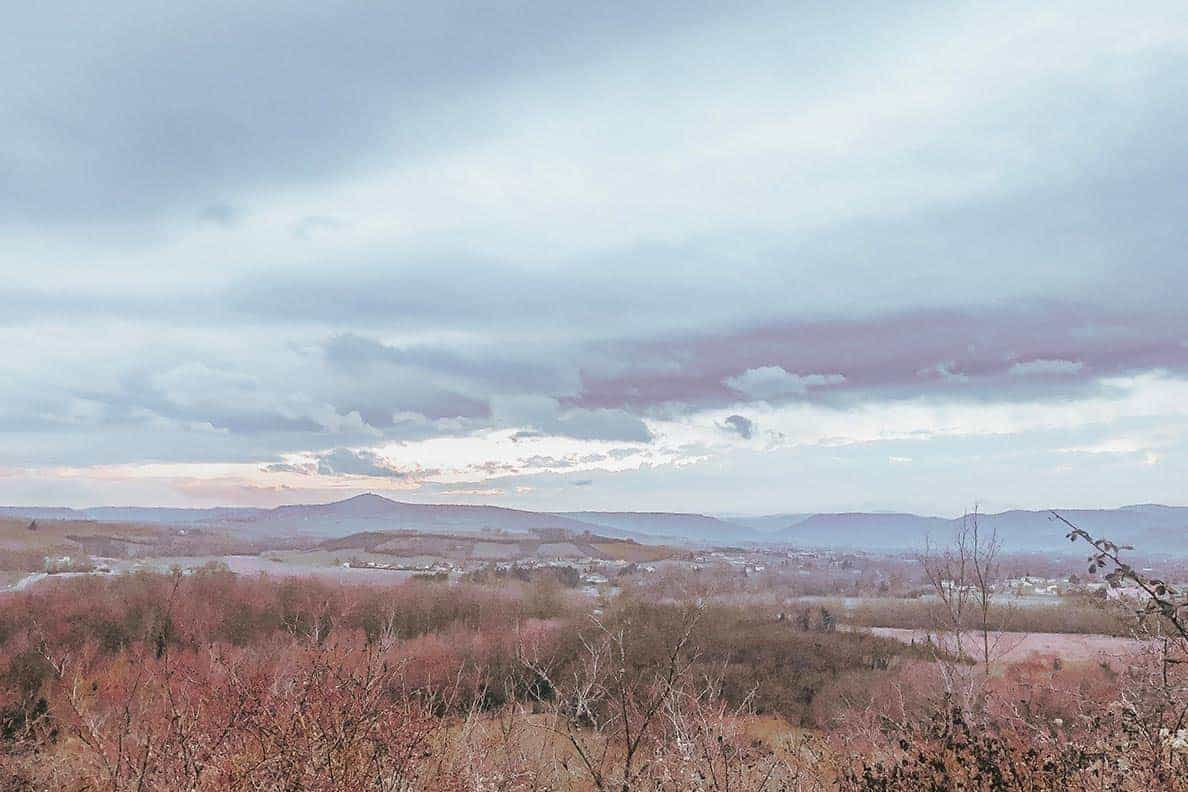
[3, 1, 1188, 515]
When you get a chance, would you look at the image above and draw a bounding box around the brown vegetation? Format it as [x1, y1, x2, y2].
[0, 516, 1186, 790]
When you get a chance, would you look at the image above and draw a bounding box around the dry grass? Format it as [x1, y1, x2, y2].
[0, 519, 158, 571]
[589, 541, 674, 563]
[864, 626, 1143, 667]
[0, 518, 155, 549]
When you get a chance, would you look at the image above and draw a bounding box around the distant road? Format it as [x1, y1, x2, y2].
[8, 572, 47, 591]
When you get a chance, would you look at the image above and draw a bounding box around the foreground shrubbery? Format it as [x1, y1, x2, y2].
[0, 531, 1186, 791]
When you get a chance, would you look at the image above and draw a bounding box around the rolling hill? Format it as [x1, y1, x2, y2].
[772, 512, 955, 550]
[1, 497, 1185, 554]
[236, 494, 606, 538]
[555, 511, 764, 543]
[717, 513, 814, 534]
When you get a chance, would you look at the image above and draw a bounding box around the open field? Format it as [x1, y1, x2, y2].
[865, 626, 1144, 666]
[0, 517, 157, 568]
[825, 594, 1134, 636]
[589, 541, 674, 563]
[225, 554, 421, 583]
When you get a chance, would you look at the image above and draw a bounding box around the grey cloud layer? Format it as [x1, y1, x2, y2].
[5, 299, 1185, 468]
[722, 415, 755, 440]
[572, 306, 1188, 412]
[3, 1, 1188, 503]
[313, 448, 434, 479]
[3, 0, 731, 230]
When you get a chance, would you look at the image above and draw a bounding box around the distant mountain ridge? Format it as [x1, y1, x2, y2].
[775, 512, 954, 550]
[0, 505, 267, 524]
[2, 497, 1186, 553]
[717, 513, 814, 533]
[555, 511, 764, 543]
[736, 504, 1188, 553]
[248, 493, 602, 538]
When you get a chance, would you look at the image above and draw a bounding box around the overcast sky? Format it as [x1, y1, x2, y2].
[3, 1, 1188, 515]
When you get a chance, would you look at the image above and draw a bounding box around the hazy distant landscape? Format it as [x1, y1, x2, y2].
[6, 493, 1188, 554]
[7, 492, 1188, 601]
[4, 491, 1186, 789]
[8, 0, 1188, 787]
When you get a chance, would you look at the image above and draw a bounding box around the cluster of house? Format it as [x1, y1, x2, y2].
[931, 576, 1089, 598]
[687, 547, 875, 578]
[934, 575, 1173, 601]
[343, 558, 454, 573]
[42, 554, 102, 574]
[341, 554, 649, 591]
[1002, 576, 1068, 596]
[1104, 585, 1157, 602]
[690, 550, 767, 575]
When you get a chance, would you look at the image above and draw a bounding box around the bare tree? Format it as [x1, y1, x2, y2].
[967, 511, 1005, 673]
[515, 601, 802, 791]
[518, 604, 702, 791]
[920, 509, 1008, 673]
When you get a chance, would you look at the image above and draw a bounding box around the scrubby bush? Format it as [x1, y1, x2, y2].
[2, 521, 1187, 791]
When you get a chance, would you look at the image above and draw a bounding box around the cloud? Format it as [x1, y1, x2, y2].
[521, 455, 575, 469]
[198, 202, 242, 228]
[724, 367, 846, 401]
[572, 479, 594, 487]
[5, 1, 1188, 510]
[1010, 358, 1084, 377]
[571, 306, 1188, 411]
[323, 333, 559, 391]
[438, 487, 504, 497]
[511, 430, 546, 441]
[917, 362, 970, 384]
[550, 409, 653, 443]
[260, 462, 317, 475]
[494, 395, 653, 443]
[3, 1, 726, 230]
[314, 448, 418, 479]
[292, 215, 344, 240]
[721, 414, 755, 439]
